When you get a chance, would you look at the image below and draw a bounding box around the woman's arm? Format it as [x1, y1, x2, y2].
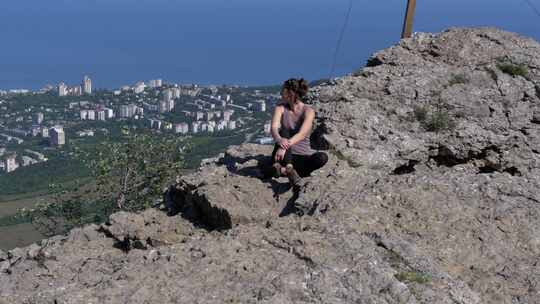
[271, 105, 283, 141]
[288, 107, 315, 146]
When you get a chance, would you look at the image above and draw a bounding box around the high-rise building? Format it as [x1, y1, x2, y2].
[119, 105, 129, 118]
[217, 121, 226, 131]
[195, 112, 204, 121]
[83, 75, 92, 94]
[148, 79, 162, 88]
[128, 104, 137, 117]
[133, 82, 146, 94]
[191, 122, 200, 134]
[159, 100, 168, 113]
[31, 125, 41, 137]
[152, 120, 162, 130]
[172, 88, 181, 99]
[97, 110, 106, 121]
[264, 122, 271, 134]
[41, 127, 49, 138]
[34, 112, 44, 124]
[87, 110, 96, 120]
[119, 105, 137, 118]
[5, 154, 18, 173]
[70, 85, 83, 96]
[104, 108, 114, 119]
[80, 110, 88, 120]
[174, 122, 189, 134]
[163, 89, 173, 102]
[254, 100, 266, 112]
[223, 110, 233, 121]
[58, 82, 67, 96]
[50, 127, 65, 146]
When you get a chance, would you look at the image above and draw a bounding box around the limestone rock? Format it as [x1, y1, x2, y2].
[1, 28, 539, 304]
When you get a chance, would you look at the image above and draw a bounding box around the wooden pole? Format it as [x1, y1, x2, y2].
[401, 0, 417, 39]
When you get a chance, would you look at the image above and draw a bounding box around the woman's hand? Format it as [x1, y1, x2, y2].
[278, 138, 291, 150]
[275, 148, 287, 162]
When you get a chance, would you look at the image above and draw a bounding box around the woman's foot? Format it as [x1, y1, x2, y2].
[285, 164, 301, 186]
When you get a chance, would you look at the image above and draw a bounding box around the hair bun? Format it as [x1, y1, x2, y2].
[283, 78, 309, 100]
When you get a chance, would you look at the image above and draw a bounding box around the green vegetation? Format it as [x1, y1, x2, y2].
[413, 106, 428, 122]
[423, 110, 456, 132]
[395, 271, 431, 284]
[496, 62, 528, 78]
[0, 214, 28, 227]
[352, 69, 372, 78]
[19, 132, 186, 236]
[184, 134, 245, 169]
[448, 74, 469, 86]
[0, 156, 90, 195]
[413, 105, 456, 133]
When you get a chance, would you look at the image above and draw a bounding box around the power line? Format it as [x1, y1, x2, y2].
[329, 0, 353, 80]
[523, 0, 540, 19]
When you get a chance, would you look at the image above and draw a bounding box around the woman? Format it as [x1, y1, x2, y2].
[267, 78, 328, 185]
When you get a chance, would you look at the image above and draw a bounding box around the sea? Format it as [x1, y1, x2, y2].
[0, 0, 539, 90]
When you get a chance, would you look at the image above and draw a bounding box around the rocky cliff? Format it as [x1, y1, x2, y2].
[1, 27, 539, 304]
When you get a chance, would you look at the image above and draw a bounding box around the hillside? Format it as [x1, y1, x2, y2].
[1, 27, 539, 304]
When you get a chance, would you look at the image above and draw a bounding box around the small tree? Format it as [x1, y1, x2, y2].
[20, 131, 186, 235]
[90, 132, 186, 211]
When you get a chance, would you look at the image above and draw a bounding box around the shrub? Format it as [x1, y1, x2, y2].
[412, 105, 455, 133]
[497, 62, 528, 78]
[424, 110, 456, 132]
[448, 74, 469, 86]
[395, 271, 431, 284]
[413, 106, 428, 122]
[352, 69, 372, 78]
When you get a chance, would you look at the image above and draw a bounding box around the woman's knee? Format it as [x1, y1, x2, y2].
[313, 152, 328, 167]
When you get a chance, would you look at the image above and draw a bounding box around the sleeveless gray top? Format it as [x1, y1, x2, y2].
[281, 105, 315, 156]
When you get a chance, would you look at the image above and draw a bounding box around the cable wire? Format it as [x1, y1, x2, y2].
[329, 0, 354, 80]
[523, 0, 540, 18]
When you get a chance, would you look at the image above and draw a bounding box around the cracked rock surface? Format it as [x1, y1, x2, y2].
[1, 28, 539, 304]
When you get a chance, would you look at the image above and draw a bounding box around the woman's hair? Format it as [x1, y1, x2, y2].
[282, 78, 309, 101]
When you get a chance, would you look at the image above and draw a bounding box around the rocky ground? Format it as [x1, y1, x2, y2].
[1, 27, 539, 304]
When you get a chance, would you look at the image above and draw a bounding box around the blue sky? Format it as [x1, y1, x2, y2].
[0, 0, 539, 89]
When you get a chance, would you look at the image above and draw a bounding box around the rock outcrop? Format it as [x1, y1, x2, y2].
[1, 28, 539, 304]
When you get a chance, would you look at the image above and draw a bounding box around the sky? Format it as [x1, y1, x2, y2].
[0, 0, 539, 89]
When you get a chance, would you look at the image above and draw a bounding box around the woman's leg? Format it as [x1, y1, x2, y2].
[292, 152, 329, 177]
[265, 129, 293, 178]
[274, 128, 293, 166]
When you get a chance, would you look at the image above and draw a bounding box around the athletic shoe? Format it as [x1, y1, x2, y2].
[285, 164, 301, 186]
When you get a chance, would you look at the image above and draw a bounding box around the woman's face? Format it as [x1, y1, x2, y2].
[281, 88, 296, 104]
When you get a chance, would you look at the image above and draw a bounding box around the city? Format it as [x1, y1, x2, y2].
[0, 76, 277, 175]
